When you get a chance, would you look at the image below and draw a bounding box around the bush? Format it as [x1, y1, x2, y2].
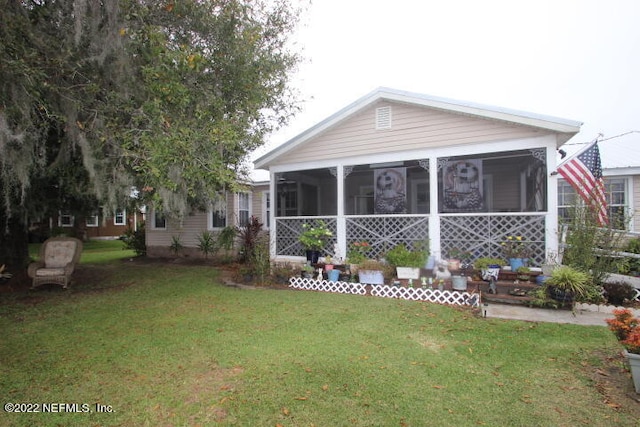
[238, 216, 263, 263]
[385, 242, 428, 268]
[561, 204, 627, 285]
[122, 222, 146, 256]
[603, 281, 636, 306]
[197, 230, 217, 258]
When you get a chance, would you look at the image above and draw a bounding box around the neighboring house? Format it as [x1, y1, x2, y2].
[253, 87, 583, 265]
[145, 182, 270, 258]
[559, 133, 640, 233]
[29, 208, 144, 242]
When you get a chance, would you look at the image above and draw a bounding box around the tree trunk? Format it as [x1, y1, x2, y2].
[0, 214, 30, 270]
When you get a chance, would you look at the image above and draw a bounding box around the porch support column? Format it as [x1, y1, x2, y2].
[429, 157, 441, 260]
[336, 164, 347, 262]
[269, 170, 277, 259]
[545, 145, 560, 261]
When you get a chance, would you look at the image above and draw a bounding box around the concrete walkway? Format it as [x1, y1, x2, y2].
[482, 303, 613, 326]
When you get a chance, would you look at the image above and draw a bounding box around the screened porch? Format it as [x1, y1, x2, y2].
[272, 148, 550, 266]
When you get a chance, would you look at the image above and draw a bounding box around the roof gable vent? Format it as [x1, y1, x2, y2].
[375, 106, 392, 130]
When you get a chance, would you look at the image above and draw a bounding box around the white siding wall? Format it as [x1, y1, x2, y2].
[270, 101, 546, 166]
[251, 183, 269, 227]
[633, 175, 640, 232]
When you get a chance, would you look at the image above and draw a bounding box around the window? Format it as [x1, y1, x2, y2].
[153, 211, 166, 229]
[557, 180, 577, 221]
[238, 193, 250, 227]
[605, 178, 628, 229]
[114, 208, 126, 226]
[86, 213, 99, 227]
[262, 191, 270, 229]
[558, 177, 629, 229]
[59, 213, 74, 227]
[210, 196, 227, 228]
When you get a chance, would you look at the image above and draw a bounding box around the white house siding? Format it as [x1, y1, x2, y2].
[251, 183, 269, 227]
[269, 101, 546, 166]
[633, 175, 640, 232]
[147, 193, 235, 258]
[146, 211, 210, 257]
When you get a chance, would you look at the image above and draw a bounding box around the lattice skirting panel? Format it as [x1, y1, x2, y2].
[288, 277, 480, 307]
[276, 217, 338, 257]
[440, 214, 546, 265]
[346, 216, 429, 259]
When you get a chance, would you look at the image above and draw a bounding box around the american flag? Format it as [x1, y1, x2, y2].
[557, 142, 609, 226]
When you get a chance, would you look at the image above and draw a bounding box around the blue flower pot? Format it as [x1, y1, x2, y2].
[328, 269, 340, 282]
[509, 258, 524, 271]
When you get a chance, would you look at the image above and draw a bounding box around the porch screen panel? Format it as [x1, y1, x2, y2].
[275, 169, 337, 217]
[344, 161, 429, 215]
[438, 149, 547, 214]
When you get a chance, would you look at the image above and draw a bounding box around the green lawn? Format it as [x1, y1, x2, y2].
[29, 239, 136, 264]
[0, 259, 635, 426]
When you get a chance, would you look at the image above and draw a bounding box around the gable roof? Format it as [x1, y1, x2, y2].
[254, 87, 582, 169]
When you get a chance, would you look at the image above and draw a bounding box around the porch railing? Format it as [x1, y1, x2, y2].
[275, 217, 338, 257]
[275, 213, 547, 264]
[274, 215, 429, 259]
[345, 215, 429, 259]
[440, 213, 546, 265]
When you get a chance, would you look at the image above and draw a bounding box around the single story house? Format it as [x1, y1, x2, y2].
[252, 87, 583, 266]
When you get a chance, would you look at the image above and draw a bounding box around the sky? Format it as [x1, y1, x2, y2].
[252, 0, 640, 172]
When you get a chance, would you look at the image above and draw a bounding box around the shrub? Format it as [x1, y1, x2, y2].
[606, 308, 639, 348]
[197, 230, 217, 259]
[561, 203, 627, 286]
[169, 235, 183, 256]
[603, 281, 636, 306]
[122, 222, 146, 256]
[385, 242, 428, 268]
[238, 216, 263, 263]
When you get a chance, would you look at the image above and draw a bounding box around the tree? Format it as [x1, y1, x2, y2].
[0, 0, 302, 268]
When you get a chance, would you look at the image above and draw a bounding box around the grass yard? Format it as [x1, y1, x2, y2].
[0, 254, 638, 426]
[28, 239, 136, 265]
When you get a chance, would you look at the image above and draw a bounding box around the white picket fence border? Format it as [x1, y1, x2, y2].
[288, 277, 480, 307]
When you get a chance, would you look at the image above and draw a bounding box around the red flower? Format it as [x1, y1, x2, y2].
[606, 308, 639, 341]
[622, 328, 640, 354]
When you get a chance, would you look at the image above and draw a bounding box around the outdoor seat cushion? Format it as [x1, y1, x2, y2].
[44, 241, 78, 268]
[35, 268, 67, 277]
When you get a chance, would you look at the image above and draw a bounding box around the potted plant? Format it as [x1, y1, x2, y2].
[515, 266, 532, 282]
[301, 263, 315, 279]
[544, 265, 591, 306]
[447, 247, 471, 272]
[501, 235, 531, 271]
[473, 257, 505, 286]
[385, 242, 428, 280]
[346, 241, 371, 266]
[606, 308, 640, 393]
[473, 257, 505, 271]
[299, 220, 333, 263]
[357, 259, 388, 285]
